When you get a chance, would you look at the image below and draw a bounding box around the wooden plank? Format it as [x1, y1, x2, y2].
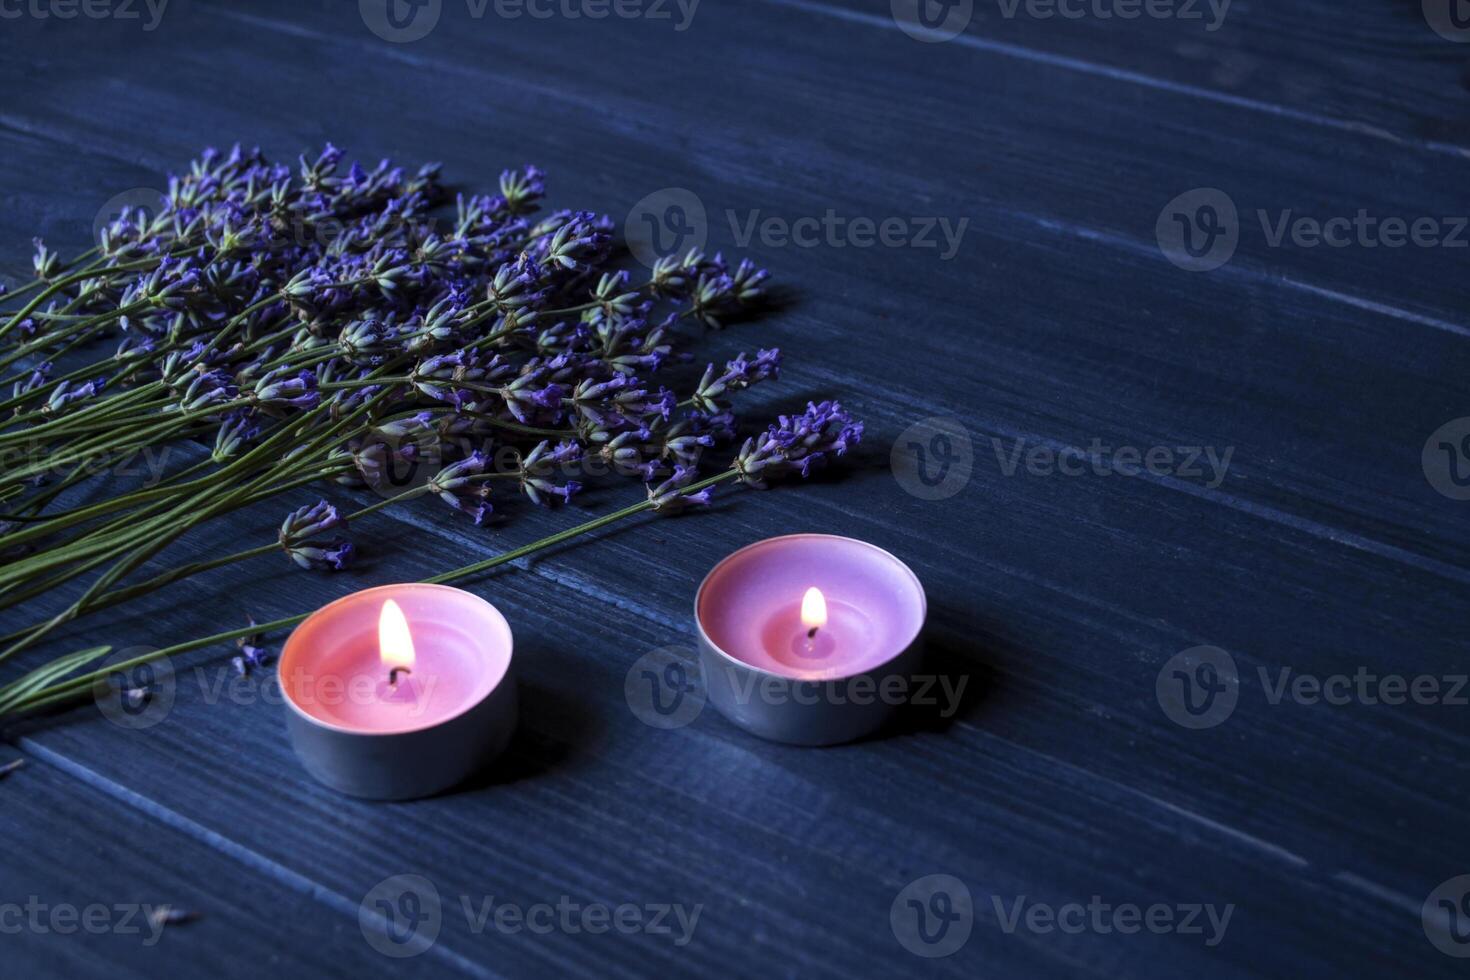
[789, 0, 1470, 154]
[0, 748, 458, 978]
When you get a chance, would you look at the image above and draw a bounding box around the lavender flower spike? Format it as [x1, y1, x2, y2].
[735, 400, 864, 488]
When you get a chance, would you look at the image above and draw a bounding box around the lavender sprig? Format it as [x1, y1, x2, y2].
[0, 144, 863, 722]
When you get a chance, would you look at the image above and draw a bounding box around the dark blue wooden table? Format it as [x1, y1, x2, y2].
[3, 1, 1469, 976]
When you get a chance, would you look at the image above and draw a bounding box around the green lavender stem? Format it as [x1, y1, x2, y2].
[3, 470, 738, 716]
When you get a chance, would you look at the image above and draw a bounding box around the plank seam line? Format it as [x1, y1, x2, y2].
[989, 734, 1315, 870]
[0, 113, 173, 182]
[1332, 870, 1425, 917]
[1019, 212, 1470, 339]
[759, 0, 1470, 160]
[803, 365, 1470, 588]
[11, 737, 503, 980]
[966, 423, 1470, 587]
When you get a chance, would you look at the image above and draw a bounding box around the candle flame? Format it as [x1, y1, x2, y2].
[378, 598, 416, 670]
[800, 587, 828, 632]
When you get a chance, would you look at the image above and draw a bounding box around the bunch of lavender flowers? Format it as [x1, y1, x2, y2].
[0, 144, 864, 720]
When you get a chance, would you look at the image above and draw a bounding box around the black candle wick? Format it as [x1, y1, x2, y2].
[807, 626, 819, 639]
[388, 666, 413, 686]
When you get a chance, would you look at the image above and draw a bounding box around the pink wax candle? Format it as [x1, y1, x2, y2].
[279, 583, 517, 800]
[695, 534, 927, 744]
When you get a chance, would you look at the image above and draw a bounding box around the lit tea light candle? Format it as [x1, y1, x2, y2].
[695, 534, 927, 745]
[279, 583, 517, 800]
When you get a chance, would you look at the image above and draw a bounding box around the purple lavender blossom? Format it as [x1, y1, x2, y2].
[646, 464, 713, 513]
[278, 500, 354, 571]
[212, 410, 260, 461]
[232, 618, 272, 676]
[44, 377, 107, 415]
[428, 452, 493, 524]
[519, 440, 582, 506]
[691, 348, 782, 413]
[252, 368, 319, 411]
[12, 362, 51, 400]
[735, 401, 864, 488]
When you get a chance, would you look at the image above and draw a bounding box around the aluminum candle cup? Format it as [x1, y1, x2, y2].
[695, 534, 927, 745]
[279, 583, 517, 800]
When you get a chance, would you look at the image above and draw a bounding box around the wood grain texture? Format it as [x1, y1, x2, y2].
[1, 1, 1467, 977]
[1, 749, 453, 978]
